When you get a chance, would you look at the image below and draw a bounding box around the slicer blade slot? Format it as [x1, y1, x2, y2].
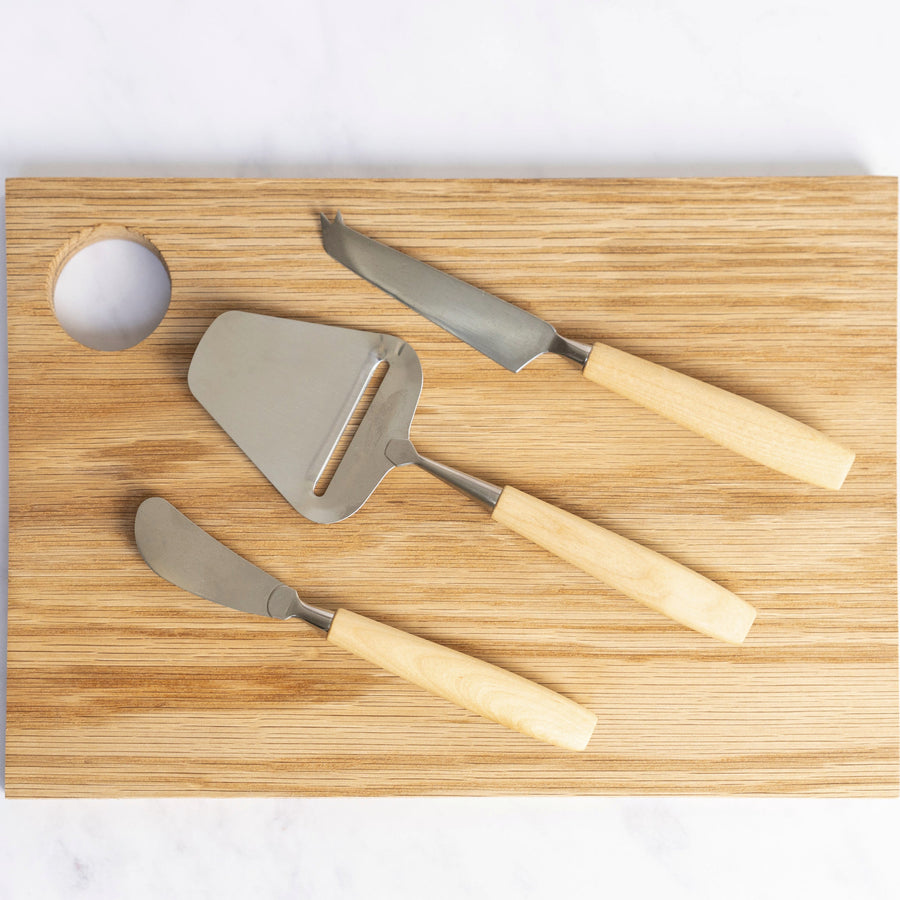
[313, 360, 389, 497]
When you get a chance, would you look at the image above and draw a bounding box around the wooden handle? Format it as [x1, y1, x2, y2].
[583, 342, 854, 489]
[492, 486, 756, 644]
[326, 608, 597, 751]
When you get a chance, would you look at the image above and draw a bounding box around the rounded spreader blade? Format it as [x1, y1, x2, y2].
[135, 497, 286, 617]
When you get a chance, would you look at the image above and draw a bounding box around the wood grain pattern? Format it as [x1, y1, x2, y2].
[327, 608, 598, 751]
[5, 177, 897, 797]
[491, 486, 756, 644]
[583, 341, 856, 488]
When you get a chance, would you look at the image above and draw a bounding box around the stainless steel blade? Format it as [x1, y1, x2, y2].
[320, 213, 590, 373]
[134, 497, 333, 626]
[188, 310, 423, 524]
[136, 497, 290, 616]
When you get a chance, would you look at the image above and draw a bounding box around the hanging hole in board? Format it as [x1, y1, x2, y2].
[50, 225, 171, 351]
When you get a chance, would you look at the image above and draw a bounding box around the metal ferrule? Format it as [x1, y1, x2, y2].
[385, 439, 503, 509]
[266, 583, 335, 632]
[549, 333, 592, 368]
[296, 601, 336, 633]
[414, 454, 503, 509]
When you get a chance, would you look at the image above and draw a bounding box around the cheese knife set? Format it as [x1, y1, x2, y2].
[131, 213, 853, 751]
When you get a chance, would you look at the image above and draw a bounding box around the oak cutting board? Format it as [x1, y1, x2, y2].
[5, 177, 898, 797]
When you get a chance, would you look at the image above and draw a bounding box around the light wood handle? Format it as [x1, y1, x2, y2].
[492, 486, 756, 644]
[326, 608, 597, 751]
[583, 342, 854, 489]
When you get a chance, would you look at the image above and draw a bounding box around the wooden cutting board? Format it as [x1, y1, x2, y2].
[5, 177, 897, 797]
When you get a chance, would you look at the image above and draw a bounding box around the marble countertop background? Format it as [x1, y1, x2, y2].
[1, 1, 897, 897]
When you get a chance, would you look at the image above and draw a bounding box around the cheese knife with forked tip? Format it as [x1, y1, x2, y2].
[320, 213, 854, 490]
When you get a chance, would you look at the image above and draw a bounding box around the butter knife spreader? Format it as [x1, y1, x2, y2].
[134, 497, 598, 751]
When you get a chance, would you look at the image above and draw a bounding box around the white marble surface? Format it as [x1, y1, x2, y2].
[1, 1, 898, 897]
